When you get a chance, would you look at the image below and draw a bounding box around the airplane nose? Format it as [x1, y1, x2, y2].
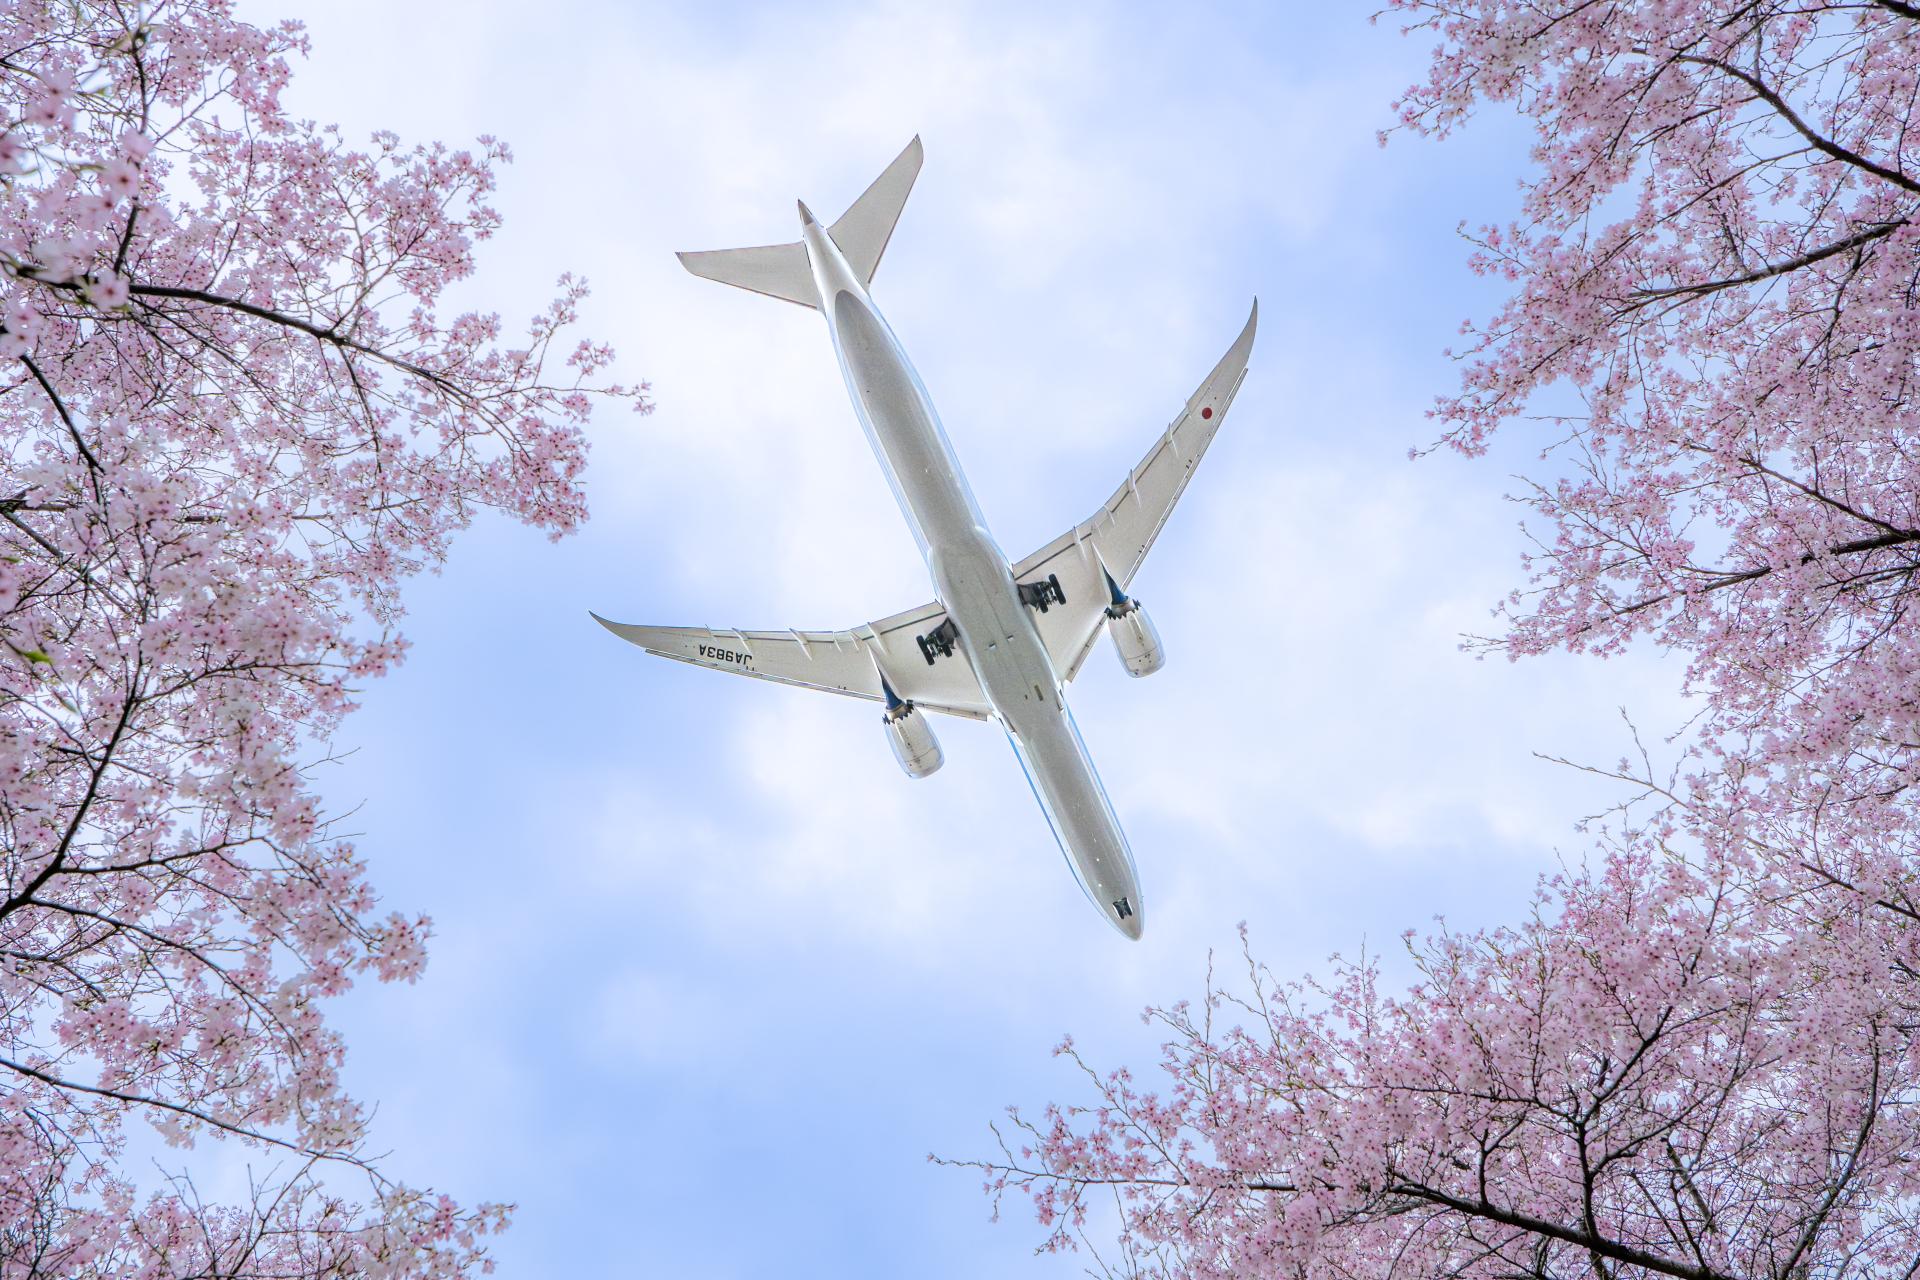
[1114, 899, 1144, 941]
[797, 199, 817, 226]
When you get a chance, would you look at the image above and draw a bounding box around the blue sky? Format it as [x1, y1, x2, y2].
[225, 2, 1692, 1275]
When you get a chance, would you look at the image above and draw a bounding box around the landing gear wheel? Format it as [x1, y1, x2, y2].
[915, 617, 960, 665]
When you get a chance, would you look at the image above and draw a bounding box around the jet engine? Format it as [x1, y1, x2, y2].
[882, 698, 944, 778]
[1105, 595, 1166, 678]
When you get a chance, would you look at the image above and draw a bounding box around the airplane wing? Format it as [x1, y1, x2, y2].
[1009, 301, 1257, 682]
[591, 597, 993, 720]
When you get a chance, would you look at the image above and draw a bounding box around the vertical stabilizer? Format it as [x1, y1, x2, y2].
[676, 137, 923, 307]
[827, 136, 922, 288]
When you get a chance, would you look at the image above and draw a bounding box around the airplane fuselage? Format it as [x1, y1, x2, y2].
[799, 207, 1144, 940]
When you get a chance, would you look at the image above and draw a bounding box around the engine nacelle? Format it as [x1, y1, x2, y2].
[1105, 598, 1165, 678]
[883, 701, 945, 778]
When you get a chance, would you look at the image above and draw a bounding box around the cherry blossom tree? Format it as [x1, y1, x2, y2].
[963, 4, 1920, 1278]
[0, 4, 642, 1276]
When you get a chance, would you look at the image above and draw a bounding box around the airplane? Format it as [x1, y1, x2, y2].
[593, 136, 1255, 940]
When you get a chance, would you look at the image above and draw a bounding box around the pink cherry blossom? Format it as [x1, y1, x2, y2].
[80, 269, 126, 308]
[97, 156, 138, 200]
[0, 4, 647, 1278]
[970, 5, 1920, 1278]
[24, 68, 75, 129]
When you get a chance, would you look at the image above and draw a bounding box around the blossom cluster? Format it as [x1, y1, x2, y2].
[978, 5, 1920, 1278]
[0, 4, 645, 1276]
[1399, 0, 1920, 815]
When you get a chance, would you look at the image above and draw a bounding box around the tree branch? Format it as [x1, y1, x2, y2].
[0, 1054, 356, 1165]
[20, 354, 101, 473]
[0, 679, 138, 922]
[127, 283, 461, 395]
[1391, 1185, 1744, 1280]
[1675, 55, 1920, 194]
[1631, 221, 1906, 302]
[1598, 527, 1920, 626]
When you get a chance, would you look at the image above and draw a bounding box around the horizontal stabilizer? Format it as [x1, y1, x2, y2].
[677, 241, 817, 308]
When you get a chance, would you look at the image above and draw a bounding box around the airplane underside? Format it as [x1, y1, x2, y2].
[594, 136, 1256, 939]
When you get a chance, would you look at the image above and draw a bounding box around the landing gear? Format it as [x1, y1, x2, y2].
[1018, 572, 1066, 614]
[916, 617, 960, 665]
